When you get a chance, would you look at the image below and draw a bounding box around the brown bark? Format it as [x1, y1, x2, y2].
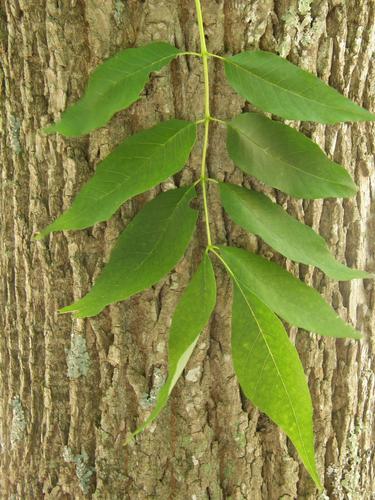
[0, 0, 374, 498]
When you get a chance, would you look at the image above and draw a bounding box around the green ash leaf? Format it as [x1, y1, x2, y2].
[61, 186, 198, 318]
[44, 42, 182, 136]
[36, 119, 196, 238]
[219, 182, 370, 280]
[224, 51, 375, 123]
[219, 246, 361, 339]
[226, 113, 357, 199]
[231, 282, 321, 487]
[131, 254, 216, 438]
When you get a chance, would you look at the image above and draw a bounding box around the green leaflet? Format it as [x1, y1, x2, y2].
[36, 120, 196, 238]
[61, 186, 198, 318]
[218, 246, 361, 339]
[219, 183, 370, 281]
[131, 254, 216, 438]
[226, 113, 357, 199]
[224, 51, 375, 123]
[44, 42, 181, 136]
[231, 283, 320, 487]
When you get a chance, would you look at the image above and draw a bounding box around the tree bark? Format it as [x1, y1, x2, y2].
[0, 0, 374, 498]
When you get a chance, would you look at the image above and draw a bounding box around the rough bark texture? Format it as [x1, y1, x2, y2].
[0, 0, 374, 498]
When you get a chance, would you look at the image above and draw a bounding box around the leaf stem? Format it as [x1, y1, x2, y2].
[195, 0, 213, 247]
[178, 51, 202, 58]
[207, 52, 226, 61]
[210, 116, 226, 125]
[195, 116, 226, 126]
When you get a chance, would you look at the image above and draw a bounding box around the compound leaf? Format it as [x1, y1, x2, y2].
[44, 42, 182, 136]
[36, 120, 196, 238]
[131, 254, 216, 438]
[61, 186, 198, 318]
[219, 183, 370, 280]
[219, 246, 361, 339]
[224, 51, 375, 123]
[226, 113, 357, 199]
[231, 282, 321, 487]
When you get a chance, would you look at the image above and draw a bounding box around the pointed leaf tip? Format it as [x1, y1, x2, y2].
[123, 434, 135, 447]
[58, 302, 80, 314]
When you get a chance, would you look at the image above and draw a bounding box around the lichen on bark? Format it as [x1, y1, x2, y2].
[66, 333, 90, 380]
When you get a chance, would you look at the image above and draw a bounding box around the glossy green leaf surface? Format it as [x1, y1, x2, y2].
[226, 113, 357, 199]
[44, 42, 181, 136]
[219, 183, 369, 280]
[224, 51, 375, 123]
[219, 246, 361, 339]
[61, 186, 198, 318]
[131, 254, 216, 438]
[37, 120, 196, 238]
[231, 283, 320, 487]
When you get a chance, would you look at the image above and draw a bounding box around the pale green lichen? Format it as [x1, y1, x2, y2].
[140, 367, 165, 408]
[63, 446, 95, 495]
[224, 462, 235, 479]
[66, 333, 90, 379]
[279, 9, 299, 57]
[8, 114, 22, 154]
[113, 0, 124, 26]
[318, 492, 330, 500]
[280, 3, 318, 55]
[234, 423, 247, 450]
[341, 425, 362, 497]
[327, 424, 365, 497]
[282, 9, 299, 30]
[298, 0, 313, 16]
[10, 396, 26, 448]
[180, 435, 193, 447]
[300, 14, 325, 48]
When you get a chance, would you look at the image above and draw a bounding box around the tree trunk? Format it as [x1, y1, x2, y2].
[1, 0, 374, 498]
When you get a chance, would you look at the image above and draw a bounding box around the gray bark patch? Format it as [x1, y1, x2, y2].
[66, 333, 90, 379]
[10, 396, 26, 449]
[63, 446, 95, 495]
